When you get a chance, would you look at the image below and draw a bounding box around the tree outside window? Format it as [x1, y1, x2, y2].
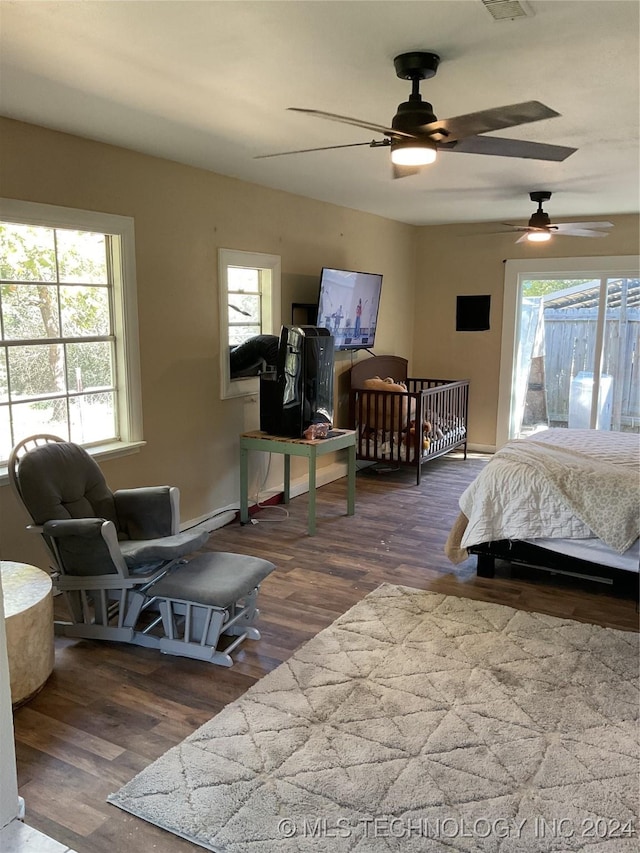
[0, 208, 139, 465]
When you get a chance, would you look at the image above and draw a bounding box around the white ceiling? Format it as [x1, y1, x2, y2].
[1, 1, 639, 227]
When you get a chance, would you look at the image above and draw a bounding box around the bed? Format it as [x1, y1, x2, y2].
[445, 428, 640, 595]
[348, 355, 469, 484]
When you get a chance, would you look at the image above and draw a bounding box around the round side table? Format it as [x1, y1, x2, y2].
[1, 561, 54, 708]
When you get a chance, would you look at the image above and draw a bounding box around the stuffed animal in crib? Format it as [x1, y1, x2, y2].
[407, 419, 432, 450]
[361, 375, 414, 431]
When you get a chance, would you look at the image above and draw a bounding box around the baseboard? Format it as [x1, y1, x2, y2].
[250, 493, 283, 510]
[467, 443, 496, 454]
[181, 461, 349, 534]
[181, 507, 237, 534]
[240, 493, 283, 522]
[288, 460, 349, 499]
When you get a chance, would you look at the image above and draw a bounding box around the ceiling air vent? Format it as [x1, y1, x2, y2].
[480, 0, 534, 21]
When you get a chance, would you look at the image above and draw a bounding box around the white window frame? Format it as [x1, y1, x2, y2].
[498, 255, 640, 448]
[218, 248, 281, 400]
[0, 198, 143, 477]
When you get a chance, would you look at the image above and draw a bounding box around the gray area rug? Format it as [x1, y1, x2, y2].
[108, 584, 639, 852]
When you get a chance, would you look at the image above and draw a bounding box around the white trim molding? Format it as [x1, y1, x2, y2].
[218, 248, 281, 400]
[0, 198, 143, 458]
[498, 255, 639, 448]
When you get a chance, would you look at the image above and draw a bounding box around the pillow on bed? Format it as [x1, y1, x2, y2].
[361, 376, 414, 431]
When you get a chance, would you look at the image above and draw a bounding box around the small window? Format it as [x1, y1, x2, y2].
[218, 249, 281, 399]
[0, 199, 142, 468]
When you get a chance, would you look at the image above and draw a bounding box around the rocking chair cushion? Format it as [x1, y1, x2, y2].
[114, 487, 177, 539]
[43, 518, 122, 576]
[151, 552, 275, 609]
[17, 441, 118, 526]
[118, 529, 209, 567]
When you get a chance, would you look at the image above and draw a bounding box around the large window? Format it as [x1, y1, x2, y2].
[498, 256, 639, 446]
[218, 249, 281, 399]
[0, 200, 142, 469]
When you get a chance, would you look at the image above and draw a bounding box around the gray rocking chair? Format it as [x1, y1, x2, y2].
[9, 435, 275, 667]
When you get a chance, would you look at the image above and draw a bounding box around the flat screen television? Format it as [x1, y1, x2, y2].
[316, 267, 383, 351]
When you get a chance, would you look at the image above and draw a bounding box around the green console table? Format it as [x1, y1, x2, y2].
[240, 429, 356, 535]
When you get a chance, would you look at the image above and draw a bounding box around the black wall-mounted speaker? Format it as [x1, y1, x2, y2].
[456, 295, 491, 331]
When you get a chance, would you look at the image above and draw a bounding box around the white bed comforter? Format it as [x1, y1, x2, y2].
[459, 429, 640, 554]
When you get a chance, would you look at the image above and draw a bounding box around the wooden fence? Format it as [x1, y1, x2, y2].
[543, 308, 640, 430]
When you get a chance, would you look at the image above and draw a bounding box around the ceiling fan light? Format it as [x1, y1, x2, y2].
[527, 231, 552, 243]
[390, 140, 437, 166]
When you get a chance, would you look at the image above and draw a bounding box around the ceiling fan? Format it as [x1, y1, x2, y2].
[504, 192, 614, 242]
[255, 51, 577, 178]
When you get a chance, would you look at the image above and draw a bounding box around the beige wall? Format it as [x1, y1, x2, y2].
[413, 216, 640, 448]
[0, 118, 417, 567]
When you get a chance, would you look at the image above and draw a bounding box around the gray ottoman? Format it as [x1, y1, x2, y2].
[151, 551, 275, 666]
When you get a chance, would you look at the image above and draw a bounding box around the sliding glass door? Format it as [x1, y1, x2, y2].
[498, 257, 639, 446]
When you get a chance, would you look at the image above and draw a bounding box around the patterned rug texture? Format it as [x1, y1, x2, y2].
[108, 584, 639, 852]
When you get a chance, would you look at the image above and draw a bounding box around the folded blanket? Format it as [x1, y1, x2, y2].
[497, 439, 639, 553]
[444, 511, 470, 564]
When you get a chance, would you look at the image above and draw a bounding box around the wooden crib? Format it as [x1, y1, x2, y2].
[348, 355, 469, 484]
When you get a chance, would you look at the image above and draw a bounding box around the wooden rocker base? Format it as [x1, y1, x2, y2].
[54, 551, 275, 667]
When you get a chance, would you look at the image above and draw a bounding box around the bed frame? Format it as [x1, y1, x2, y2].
[348, 355, 469, 484]
[470, 540, 639, 598]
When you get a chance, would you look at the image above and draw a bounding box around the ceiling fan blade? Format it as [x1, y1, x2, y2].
[254, 141, 377, 159]
[441, 134, 577, 162]
[422, 101, 560, 143]
[391, 163, 421, 180]
[554, 228, 611, 238]
[287, 107, 415, 139]
[553, 221, 614, 232]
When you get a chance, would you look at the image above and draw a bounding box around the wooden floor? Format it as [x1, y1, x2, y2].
[13, 451, 638, 853]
